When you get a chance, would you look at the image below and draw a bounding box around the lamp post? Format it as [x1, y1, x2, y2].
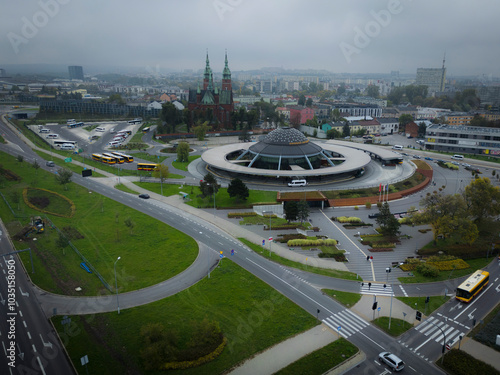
[387, 267, 394, 329]
[263, 211, 273, 256]
[114, 256, 121, 314]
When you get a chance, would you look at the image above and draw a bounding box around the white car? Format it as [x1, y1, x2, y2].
[461, 163, 471, 167]
[379, 352, 405, 372]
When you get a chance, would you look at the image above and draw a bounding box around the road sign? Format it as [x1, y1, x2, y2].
[262, 240, 265, 246]
[269, 237, 273, 241]
[377, 307, 381, 311]
[231, 249, 234, 256]
[337, 325, 341, 331]
[64, 157, 72, 162]
[446, 343, 451, 350]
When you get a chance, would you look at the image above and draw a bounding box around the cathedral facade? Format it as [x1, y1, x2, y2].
[188, 52, 234, 129]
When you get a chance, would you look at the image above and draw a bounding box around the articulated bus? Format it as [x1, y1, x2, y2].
[456, 270, 489, 303]
[111, 152, 134, 163]
[67, 122, 84, 128]
[137, 163, 159, 171]
[103, 153, 124, 164]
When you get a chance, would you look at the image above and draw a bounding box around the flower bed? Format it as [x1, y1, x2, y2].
[368, 248, 393, 252]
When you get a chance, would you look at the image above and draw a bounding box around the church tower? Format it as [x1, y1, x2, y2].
[203, 51, 213, 90]
[221, 50, 232, 91]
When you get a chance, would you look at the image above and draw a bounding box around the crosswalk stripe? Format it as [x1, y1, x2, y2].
[322, 309, 370, 338]
[323, 318, 350, 338]
[344, 309, 370, 326]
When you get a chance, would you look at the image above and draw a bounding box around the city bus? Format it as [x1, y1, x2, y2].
[112, 152, 134, 163]
[137, 163, 159, 171]
[456, 270, 489, 303]
[92, 153, 103, 162]
[101, 155, 117, 164]
[103, 152, 124, 164]
[67, 122, 84, 128]
[142, 127, 150, 133]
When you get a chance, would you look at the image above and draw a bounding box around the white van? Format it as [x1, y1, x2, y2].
[39, 128, 50, 133]
[60, 144, 75, 150]
[108, 141, 120, 147]
[451, 154, 464, 160]
[288, 179, 307, 187]
[392, 145, 403, 150]
[67, 119, 76, 124]
[95, 127, 106, 132]
[46, 134, 59, 139]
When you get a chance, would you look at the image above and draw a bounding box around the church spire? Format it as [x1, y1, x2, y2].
[223, 49, 231, 80]
[203, 50, 212, 90]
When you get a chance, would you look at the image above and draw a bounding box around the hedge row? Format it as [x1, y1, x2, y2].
[400, 259, 470, 272]
[318, 253, 346, 261]
[275, 234, 307, 243]
[335, 216, 362, 223]
[227, 212, 257, 218]
[368, 248, 393, 252]
[162, 337, 227, 370]
[287, 239, 338, 247]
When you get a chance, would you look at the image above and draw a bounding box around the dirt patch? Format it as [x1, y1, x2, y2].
[29, 196, 50, 209]
[0, 166, 22, 181]
[62, 226, 85, 240]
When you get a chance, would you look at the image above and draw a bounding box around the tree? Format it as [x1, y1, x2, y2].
[17, 155, 24, 164]
[366, 85, 379, 98]
[284, 201, 299, 222]
[417, 122, 427, 138]
[375, 202, 401, 237]
[124, 217, 135, 235]
[227, 178, 249, 201]
[152, 164, 169, 196]
[463, 177, 500, 223]
[176, 142, 189, 162]
[337, 84, 346, 96]
[297, 201, 310, 224]
[199, 173, 219, 199]
[305, 97, 313, 107]
[238, 127, 251, 142]
[326, 128, 342, 139]
[55, 233, 68, 255]
[107, 93, 125, 105]
[342, 122, 350, 138]
[192, 121, 210, 141]
[298, 94, 306, 106]
[32, 160, 40, 175]
[55, 168, 73, 190]
[160, 102, 179, 128]
[331, 108, 342, 122]
[398, 114, 414, 132]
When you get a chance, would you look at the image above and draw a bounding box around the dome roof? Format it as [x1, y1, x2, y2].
[262, 127, 308, 145]
[249, 127, 322, 156]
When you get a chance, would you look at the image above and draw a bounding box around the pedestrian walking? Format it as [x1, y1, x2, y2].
[366, 255, 370, 261]
[368, 282, 371, 290]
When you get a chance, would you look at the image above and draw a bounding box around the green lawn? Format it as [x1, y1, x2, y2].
[396, 296, 450, 316]
[274, 339, 358, 375]
[322, 289, 362, 308]
[55, 261, 319, 375]
[186, 188, 277, 209]
[172, 155, 201, 171]
[0, 151, 198, 296]
[372, 317, 411, 337]
[239, 238, 360, 281]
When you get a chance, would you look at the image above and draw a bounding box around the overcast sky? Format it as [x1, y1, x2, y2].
[1, 0, 499, 77]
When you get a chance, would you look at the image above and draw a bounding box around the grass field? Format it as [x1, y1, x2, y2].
[0, 151, 198, 296]
[55, 261, 319, 374]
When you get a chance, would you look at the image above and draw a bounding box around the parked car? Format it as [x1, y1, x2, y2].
[138, 193, 150, 199]
[461, 163, 471, 167]
[451, 161, 460, 165]
[378, 352, 405, 372]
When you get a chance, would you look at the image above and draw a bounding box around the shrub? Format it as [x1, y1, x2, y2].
[287, 239, 338, 247]
[227, 212, 257, 218]
[365, 202, 372, 209]
[416, 263, 439, 277]
[337, 216, 362, 223]
[354, 206, 359, 210]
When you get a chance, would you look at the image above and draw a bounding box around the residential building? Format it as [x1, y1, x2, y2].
[288, 105, 314, 125]
[377, 117, 399, 135]
[68, 65, 84, 81]
[417, 107, 450, 120]
[405, 121, 420, 138]
[332, 103, 382, 117]
[416, 66, 446, 93]
[444, 112, 473, 126]
[349, 119, 381, 135]
[425, 123, 500, 155]
[476, 86, 500, 108]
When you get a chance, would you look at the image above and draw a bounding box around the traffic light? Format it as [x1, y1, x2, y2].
[425, 296, 430, 303]
[372, 302, 378, 310]
[416, 311, 422, 321]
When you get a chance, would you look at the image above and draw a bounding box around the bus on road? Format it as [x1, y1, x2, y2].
[456, 270, 489, 303]
[103, 152, 124, 164]
[137, 163, 159, 171]
[67, 122, 84, 128]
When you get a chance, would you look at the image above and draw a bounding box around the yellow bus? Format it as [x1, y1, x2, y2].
[92, 153, 102, 161]
[103, 152, 124, 164]
[101, 155, 117, 164]
[137, 163, 159, 171]
[112, 152, 134, 163]
[456, 270, 489, 303]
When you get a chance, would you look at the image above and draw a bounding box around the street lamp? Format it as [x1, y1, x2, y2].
[114, 256, 121, 314]
[426, 318, 447, 364]
[263, 211, 273, 256]
[387, 267, 394, 329]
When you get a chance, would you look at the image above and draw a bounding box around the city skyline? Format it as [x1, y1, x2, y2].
[2, 0, 500, 77]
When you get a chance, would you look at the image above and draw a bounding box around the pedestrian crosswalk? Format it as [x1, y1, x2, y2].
[399, 316, 466, 356]
[360, 282, 394, 297]
[322, 309, 370, 338]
